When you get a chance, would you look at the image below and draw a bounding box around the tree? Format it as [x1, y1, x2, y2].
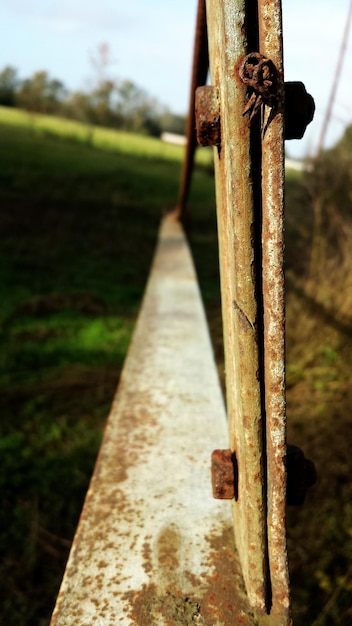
[0, 65, 18, 107]
[16, 71, 67, 114]
[88, 43, 118, 126]
[115, 80, 161, 135]
[90, 79, 117, 126]
[62, 91, 93, 124]
[90, 42, 113, 84]
[0, 54, 184, 139]
[159, 110, 186, 136]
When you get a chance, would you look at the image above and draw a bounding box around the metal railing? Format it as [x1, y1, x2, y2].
[50, 1, 316, 624]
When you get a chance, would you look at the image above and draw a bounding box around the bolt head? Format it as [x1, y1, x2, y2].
[211, 449, 237, 499]
[195, 86, 221, 147]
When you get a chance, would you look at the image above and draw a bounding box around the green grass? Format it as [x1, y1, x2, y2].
[1, 109, 352, 626]
[283, 156, 352, 625]
[0, 117, 217, 626]
[0, 105, 213, 165]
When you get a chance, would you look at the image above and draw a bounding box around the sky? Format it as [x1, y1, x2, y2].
[1, 0, 351, 159]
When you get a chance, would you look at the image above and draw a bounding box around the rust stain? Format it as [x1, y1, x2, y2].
[258, 0, 291, 621]
[51, 2, 294, 624]
[124, 524, 259, 626]
[123, 585, 204, 626]
[211, 449, 237, 499]
[200, 525, 259, 625]
[195, 86, 221, 147]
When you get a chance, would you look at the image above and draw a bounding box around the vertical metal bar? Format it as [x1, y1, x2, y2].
[175, 0, 208, 221]
[258, 1, 291, 622]
[205, 0, 267, 613]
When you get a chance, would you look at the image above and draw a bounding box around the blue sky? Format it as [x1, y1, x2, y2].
[1, 0, 351, 158]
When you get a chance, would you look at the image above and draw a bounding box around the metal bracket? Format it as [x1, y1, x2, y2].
[211, 445, 317, 506]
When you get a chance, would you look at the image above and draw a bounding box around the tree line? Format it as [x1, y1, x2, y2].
[0, 64, 186, 137]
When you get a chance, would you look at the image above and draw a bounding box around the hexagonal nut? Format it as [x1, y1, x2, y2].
[285, 81, 315, 140]
[195, 86, 221, 147]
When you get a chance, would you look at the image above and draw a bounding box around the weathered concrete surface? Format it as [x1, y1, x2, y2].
[50, 215, 258, 626]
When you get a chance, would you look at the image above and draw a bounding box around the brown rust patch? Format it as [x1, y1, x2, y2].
[124, 523, 259, 625]
[123, 585, 204, 625]
[211, 449, 237, 499]
[157, 524, 181, 576]
[195, 86, 221, 147]
[125, 524, 205, 623]
[142, 541, 153, 574]
[200, 525, 259, 625]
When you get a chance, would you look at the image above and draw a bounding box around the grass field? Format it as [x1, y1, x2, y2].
[1, 109, 352, 625]
[0, 105, 214, 166]
[0, 112, 218, 626]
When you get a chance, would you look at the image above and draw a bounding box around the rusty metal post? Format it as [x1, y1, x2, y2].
[48, 2, 316, 623]
[204, 0, 292, 621]
[258, 1, 291, 622]
[205, 0, 268, 613]
[174, 0, 208, 221]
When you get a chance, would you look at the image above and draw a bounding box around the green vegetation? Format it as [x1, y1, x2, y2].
[0, 56, 187, 136]
[0, 114, 215, 626]
[1, 111, 352, 626]
[0, 105, 213, 165]
[284, 136, 352, 625]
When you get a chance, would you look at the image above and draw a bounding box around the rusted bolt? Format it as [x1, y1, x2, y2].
[239, 52, 278, 125]
[286, 444, 317, 505]
[195, 86, 221, 147]
[285, 81, 315, 140]
[211, 449, 238, 499]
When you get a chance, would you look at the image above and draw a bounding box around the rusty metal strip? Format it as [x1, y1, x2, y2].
[175, 0, 208, 221]
[204, 0, 292, 620]
[258, 1, 291, 621]
[50, 214, 258, 626]
[205, 0, 267, 613]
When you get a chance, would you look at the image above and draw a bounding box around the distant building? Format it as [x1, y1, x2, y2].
[161, 132, 187, 146]
[285, 158, 305, 172]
